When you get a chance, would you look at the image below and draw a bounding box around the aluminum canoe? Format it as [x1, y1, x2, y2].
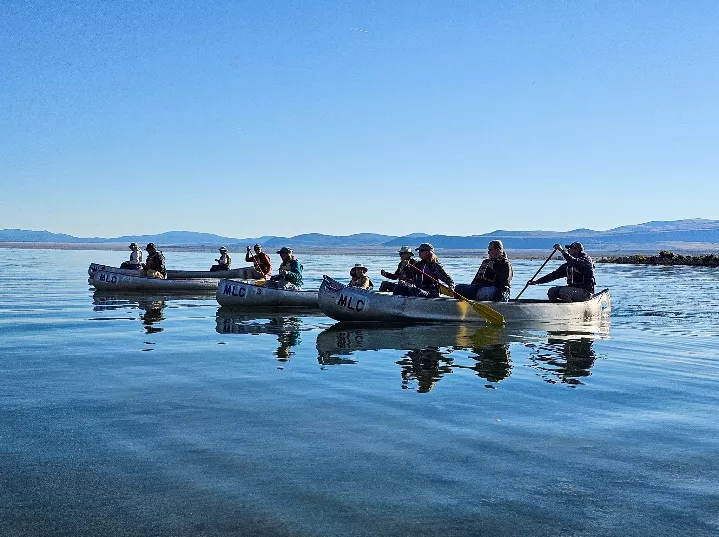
[88, 263, 260, 280]
[318, 276, 611, 324]
[89, 269, 219, 292]
[216, 279, 319, 308]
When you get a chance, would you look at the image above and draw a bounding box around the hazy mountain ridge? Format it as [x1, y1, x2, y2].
[1, 219, 719, 250]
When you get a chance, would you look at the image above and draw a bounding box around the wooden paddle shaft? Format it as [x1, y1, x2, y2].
[515, 249, 556, 299]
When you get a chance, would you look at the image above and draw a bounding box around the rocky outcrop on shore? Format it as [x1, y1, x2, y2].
[597, 251, 719, 267]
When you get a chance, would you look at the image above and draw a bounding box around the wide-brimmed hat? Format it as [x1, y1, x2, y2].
[219, 246, 227, 252]
[350, 263, 368, 274]
[416, 243, 434, 252]
[565, 242, 584, 251]
[145, 243, 156, 251]
[398, 246, 414, 255]
[276, 246, 292, 254]
[129, 242, 138, 249]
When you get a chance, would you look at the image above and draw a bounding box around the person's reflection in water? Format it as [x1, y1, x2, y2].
[469, 344, 511, 384]
[556, 336, 597, 385]
[216, 313, 303, 362]
[397, 348, 453, 393]
[527, 333, 598, 386]
[272, 317, 302, 362]
[451, 326, 511, 386]
[137, 298, 166, 334]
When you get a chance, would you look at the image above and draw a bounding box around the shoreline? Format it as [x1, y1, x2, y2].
[3, 242, 718, 261]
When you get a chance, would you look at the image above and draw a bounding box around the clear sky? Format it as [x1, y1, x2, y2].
[1, 0, 717, 238]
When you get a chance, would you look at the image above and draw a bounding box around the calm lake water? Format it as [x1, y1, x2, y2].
[1, 248, 718, 536]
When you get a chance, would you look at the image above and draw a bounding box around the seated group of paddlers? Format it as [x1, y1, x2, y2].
[119, 243, 303, 290]
[119, 240, 596, 303]
[348, 240, 596, 303]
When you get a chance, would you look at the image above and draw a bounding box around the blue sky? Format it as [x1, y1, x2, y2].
[1, 0, 717, 238]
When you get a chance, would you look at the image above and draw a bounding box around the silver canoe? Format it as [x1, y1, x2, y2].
[318, 276, 611, 324]
[90, 269, 219, 292]
[88, 263, 261, 280]
[216, 279, 319, 308]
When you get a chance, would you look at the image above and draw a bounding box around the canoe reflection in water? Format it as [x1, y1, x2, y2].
[316, 323, 512, 391]
[525, 332, 601, 386]
[317, 322, 609, 391]
[92, 291, 168, 334]
[215, 309, 317, 361]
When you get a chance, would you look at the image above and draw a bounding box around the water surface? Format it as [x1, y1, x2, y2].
[1, 248, 718, 536]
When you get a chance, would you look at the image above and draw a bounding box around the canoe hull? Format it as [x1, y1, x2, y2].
[88, 263, 260, 280]
[318, 276, 611, 324]
[216, 279, 319, 308]
[90, 270, 219, 291]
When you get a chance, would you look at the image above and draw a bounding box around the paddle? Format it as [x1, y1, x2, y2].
[514, 249, 556, 299]
[407, 263, 505, 325]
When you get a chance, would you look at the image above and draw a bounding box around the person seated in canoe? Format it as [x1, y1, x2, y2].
[120, 242, 143, 270]
[349, 264, 373, 289]
[392, 243, 454, 298]
[267, 247, 303, 290]
[245, 243, 272, 279]
[526, 242, 595, 302]
[379, 246, 415, 293]
[455, 240, 513, 302]
[140, 243, 166, 279]
[210, 246, 231, 272]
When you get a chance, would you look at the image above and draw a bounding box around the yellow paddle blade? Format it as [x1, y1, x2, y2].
[440, 284, 505, 325]
[254, 279, 266, 287]
[467, 299, 505, 326]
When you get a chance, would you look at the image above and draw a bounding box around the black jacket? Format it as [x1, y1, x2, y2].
[536, 251, 595, 293]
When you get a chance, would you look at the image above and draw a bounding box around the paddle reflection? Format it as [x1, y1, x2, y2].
[216, 308, 316, 362]
[525, 332, 601, 386]
[91, 291, 167, 334]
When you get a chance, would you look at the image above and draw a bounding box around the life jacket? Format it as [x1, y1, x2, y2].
[146, 251, 166, 276]
[129, 250, 142, 264]
[218, 253, 231, 267]
[472, 254, 513, 290]
[566, 253, 595, 291]
[279, 259, 303, 286]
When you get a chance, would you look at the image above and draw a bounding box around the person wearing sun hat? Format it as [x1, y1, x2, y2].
[349, 263, 373, 289]
[267, 247, 303, 289]
[120, 242, 143, 270]
[527, 242, 595, 302]
[379, 245, 415, 293]
[210, 246, 232, 272]
[392, 243, 454, 298]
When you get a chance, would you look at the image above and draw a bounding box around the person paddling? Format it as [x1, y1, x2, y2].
[392, 243, 454, 298]
[267, 247, 303, 290]
[246, 243, 272, 278]
[379, 246, 415, 293]
[526, 242, 595, 302]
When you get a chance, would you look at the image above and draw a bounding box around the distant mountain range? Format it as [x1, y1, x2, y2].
[2, 219, 719, 251]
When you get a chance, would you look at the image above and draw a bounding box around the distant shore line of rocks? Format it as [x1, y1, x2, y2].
[597, 251, 719, 267]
